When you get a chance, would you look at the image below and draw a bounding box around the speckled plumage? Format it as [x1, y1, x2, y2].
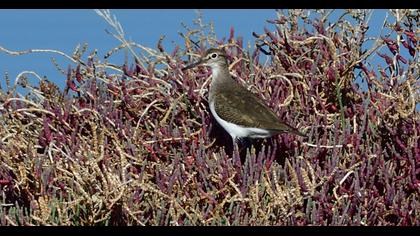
[183, 48, 305, 140]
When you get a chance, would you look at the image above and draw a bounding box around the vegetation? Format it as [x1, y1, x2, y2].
[0, 9, 419, 225]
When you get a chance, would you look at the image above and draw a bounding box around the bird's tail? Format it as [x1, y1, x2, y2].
[288, 128, 307, 138]
[283, 123, 307, 138]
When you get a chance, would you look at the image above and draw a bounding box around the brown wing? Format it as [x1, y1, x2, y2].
[213, 85, 305, 136]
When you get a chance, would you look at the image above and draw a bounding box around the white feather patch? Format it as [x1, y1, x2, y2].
[209, 101, 274, 140]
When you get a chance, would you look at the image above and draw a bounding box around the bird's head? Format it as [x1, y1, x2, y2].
[182, 48, 228, 71]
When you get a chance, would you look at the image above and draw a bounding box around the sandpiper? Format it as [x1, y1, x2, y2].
[182, 48, 306, 144]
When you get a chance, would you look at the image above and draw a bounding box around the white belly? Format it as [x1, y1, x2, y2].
[209, 101, 274, 140]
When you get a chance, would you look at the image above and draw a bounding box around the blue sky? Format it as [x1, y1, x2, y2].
[0, 9, 279, 89]
[0, 9, 410, 100]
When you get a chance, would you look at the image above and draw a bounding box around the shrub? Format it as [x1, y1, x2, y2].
[0, 9, 418, 225]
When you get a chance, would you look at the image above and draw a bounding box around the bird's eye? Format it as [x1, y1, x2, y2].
[211, 53, 218, 59]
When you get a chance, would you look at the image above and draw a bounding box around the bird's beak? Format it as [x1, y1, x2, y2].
[182, 58, 204, 71]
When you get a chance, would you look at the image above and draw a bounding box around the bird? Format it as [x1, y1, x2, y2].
[182, 48, 306, 145]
